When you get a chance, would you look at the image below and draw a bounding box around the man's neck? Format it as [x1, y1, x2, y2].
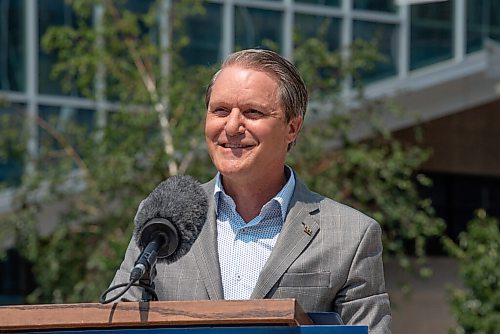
[221, 170, 288, 222]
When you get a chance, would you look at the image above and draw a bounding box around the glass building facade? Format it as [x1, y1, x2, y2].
[2, 0, 500, 185]
[0, 0, 499, 303]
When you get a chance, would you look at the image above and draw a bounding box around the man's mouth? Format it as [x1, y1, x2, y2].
[221, 143, 252, 149]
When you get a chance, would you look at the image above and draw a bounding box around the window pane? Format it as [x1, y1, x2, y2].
[38, 106, 95, 171]
[353, 0, 396, 12]
[0, 249, 34, 305]
[38, 0, 81, 96]
[0, 0, 25, 92]
[295, 0, 340, 7]
[490, 1, 500, 42]
[125, 0, 154, 13]
[234, 7, 283, 52]
[466, 0, 500, 53]
[38, 106, 95, 139]
[410, 1, 453, 70]
[294, 14, 341, 51]
[181, 3, 222, 66]
[353, 21, 398, 83]
[0, 103, 26, 186]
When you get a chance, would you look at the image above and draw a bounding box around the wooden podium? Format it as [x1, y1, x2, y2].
[0, 299, 368, 333]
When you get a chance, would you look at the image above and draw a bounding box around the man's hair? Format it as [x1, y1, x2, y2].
[204, 49, 308, 124]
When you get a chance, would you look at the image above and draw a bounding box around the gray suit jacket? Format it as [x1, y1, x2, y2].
[110, 177, 391, 333]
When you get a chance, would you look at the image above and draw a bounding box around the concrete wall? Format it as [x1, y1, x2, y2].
[385, 257, 461, 334]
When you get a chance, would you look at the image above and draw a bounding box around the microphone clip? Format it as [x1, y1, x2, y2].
[138, 263, 157, 302]
[129, 218, 179, 302]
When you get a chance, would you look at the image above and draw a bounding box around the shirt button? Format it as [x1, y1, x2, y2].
[236, 274, 242, 281]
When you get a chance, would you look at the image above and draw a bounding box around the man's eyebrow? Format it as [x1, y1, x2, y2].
[207, 100, 230, 108]
[209, 100, 270, 110]
[240, 103, 269, 110]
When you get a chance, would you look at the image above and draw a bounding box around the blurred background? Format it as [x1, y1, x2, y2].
[0, 0, 498, 333]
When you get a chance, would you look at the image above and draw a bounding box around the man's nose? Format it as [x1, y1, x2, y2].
[225, 109, 245, 136]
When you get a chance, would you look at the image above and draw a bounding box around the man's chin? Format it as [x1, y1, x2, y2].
[217, 165, 250, 179]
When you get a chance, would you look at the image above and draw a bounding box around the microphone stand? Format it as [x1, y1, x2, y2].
[139, 265, 158, 302]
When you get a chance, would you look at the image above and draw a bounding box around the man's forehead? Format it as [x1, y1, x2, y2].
[216, 64, 279, 85]
[212, 66, 277, 91]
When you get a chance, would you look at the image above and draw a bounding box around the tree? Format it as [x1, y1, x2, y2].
[290, 34, 445, 273]
[443, 210, 499, 334]
[0, 0, 215, 303]
[0, 0, 444, 304]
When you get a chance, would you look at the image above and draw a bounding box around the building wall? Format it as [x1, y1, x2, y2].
[395, 99, 500, 241]
[395, 98, 500, 177]
[386, 257, 461, 334]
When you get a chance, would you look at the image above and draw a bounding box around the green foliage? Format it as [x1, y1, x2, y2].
[0, 0, 214, 303]
[0, 0, 444, 304]
[0, 94, 8, 107]
[0, 103, 27, 189]
[0, 107, 26, 170]
[291, 36, 445, 272]
[443, 210, 500, 334]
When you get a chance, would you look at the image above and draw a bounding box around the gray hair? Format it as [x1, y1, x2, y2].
[205, 49, 308, 124]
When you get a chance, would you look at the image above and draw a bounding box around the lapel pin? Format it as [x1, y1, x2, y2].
[302, 222, 313, 236]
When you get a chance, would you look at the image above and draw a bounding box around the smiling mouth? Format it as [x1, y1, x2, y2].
[221, 143, 253, 149]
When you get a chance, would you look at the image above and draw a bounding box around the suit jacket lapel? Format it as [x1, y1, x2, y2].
[192, 179, 224, 300]
[250, 178, 320, 299]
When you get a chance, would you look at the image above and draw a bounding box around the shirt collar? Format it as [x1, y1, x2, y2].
[214, 166, 296, 221]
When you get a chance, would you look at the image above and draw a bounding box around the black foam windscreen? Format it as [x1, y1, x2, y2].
[133, 175, 208, 264]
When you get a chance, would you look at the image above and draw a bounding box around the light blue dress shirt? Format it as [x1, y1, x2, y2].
[214, 167, 296, 300]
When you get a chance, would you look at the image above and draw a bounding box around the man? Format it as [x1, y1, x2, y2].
[110, 49, 391, 333]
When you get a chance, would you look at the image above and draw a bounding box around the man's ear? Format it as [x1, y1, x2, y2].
[286, 116, 303, 144]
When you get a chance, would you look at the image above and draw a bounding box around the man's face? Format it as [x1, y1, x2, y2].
[205, 65, 302, 183]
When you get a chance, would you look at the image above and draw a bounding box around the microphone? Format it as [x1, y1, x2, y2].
[130, 175, 208, 282]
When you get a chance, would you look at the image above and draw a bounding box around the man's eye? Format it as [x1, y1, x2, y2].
[212, 108, 229, 116]
[245, 110, 264, 118]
